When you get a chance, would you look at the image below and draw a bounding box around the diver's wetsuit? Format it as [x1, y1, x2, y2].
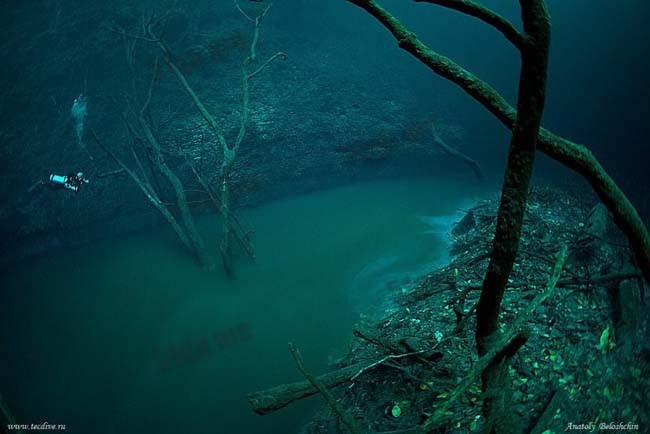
[65, 173, 84, 191]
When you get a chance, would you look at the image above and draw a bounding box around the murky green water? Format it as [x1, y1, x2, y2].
[0, 176, 486, 434]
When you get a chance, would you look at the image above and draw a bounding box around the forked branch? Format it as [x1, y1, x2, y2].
[413, 0, 526, 49]
[346, 0, 650, 285]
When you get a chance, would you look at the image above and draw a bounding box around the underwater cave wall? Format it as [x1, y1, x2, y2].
[1, 0, 500, 267]
[4, 0, 650, 267]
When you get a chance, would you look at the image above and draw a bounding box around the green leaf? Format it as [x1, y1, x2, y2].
[596, 327, 610, 352]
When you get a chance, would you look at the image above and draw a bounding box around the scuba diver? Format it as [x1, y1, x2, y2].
[48, 172, 89, 192]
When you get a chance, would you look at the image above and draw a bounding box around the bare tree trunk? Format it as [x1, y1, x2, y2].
[347, 0, 650, 285]
[92, 130, 193, 254]
[476, 0, 550, 349]
[110, 43, 214, 269]
[143, 5, 285, 276]
[475, 3, 550, 430]
[220, 167, 234, 276]
[138, 116, 213, 269]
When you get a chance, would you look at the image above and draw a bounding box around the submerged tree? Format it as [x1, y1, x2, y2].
[138, 3, 284, 276]
[347, 0, 650, 285]
[472, 1, 550, 430]
[346, 0, 650, 431]
[94, 24, 214, 269]
[104, 1, 284, 275]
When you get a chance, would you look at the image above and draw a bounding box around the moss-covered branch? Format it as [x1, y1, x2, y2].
[423, 245, 568, 431]
[476, 0, 551, 352]
[346, 0, 650, 285]
[473, 2, 550, 427]
[413, 0, 526, 49]
[288, 343, 365, 434]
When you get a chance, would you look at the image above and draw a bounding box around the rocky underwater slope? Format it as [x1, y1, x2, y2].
[248, 186, 649, 433]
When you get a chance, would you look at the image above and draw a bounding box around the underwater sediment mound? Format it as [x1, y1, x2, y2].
[249, 186, 649, 433]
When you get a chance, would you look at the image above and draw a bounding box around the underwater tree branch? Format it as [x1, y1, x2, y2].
[475, 2, 550, 428]
[135, 55, 213, 269]
[248, 52, 289, 81]
[137, 3, 285, 275]
[422, 331, 529, 431]
[431, 123, 483, 180]
[223, 4, 285, 275]
[350, 350, 425, 381]
[248, 3, 272, 63]
[181, 152, 256, 260]
[114, 41, 214, 269]
[346, 0, 650, 286]
[422, 244, 568, 431]
[413, 0, 526, 50]
[145, 25, 229, 151]
[248, 362, 367, 415]
[135, 22, 261, 270]
[138, 108, 213, 269]
[92, 129, 193, 251]
[289, 343, 366, 434]
[524, 389, 568, 434]
[234, 0, 255, 23]
[476, 0, 551, 352]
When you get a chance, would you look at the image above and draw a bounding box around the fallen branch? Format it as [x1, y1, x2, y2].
[431, 123, 483, 180]
[413, 0, 526, 49]
[422, 244, 568, 430]
[353, 328, 440, 366]
[247, 362, 366, 415]
[248, 331, 444, 416]
[92, 129, 193, 252]
[288, 343, 365, 434]
[351, 350, 424, 381]
[421, 330, 528, 431]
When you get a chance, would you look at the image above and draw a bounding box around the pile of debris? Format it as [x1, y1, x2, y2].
[248, 186, 649, 433]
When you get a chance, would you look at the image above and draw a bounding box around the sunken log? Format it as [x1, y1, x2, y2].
[247, 362, 365, 415]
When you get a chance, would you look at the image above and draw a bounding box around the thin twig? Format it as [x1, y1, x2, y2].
[248, 52, 288, 80]
[234, 0, 255, 22]
[413, 0, 526, 49]
[288, 343, 365, 434]
[351, 350, 424, 381]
